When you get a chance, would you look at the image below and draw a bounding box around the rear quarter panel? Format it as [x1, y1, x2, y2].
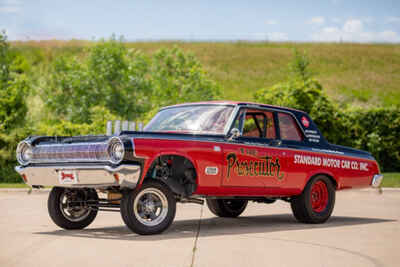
[289, 149, 379, 190]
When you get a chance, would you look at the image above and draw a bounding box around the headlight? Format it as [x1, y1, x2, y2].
[107, 137, 125, 164]
[16, 141, 33, 166]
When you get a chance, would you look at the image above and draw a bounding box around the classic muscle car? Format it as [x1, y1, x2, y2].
[15, 101, 383, 235]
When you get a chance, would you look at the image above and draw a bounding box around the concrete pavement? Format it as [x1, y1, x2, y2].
[0, 189, 398, 267]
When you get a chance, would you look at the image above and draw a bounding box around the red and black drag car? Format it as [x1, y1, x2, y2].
[15, 101, 383, 235]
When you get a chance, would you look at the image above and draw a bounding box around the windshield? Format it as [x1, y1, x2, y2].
[144, 105, 235, 135]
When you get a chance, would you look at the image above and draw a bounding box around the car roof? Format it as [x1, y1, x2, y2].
[162, 101, 304, 113]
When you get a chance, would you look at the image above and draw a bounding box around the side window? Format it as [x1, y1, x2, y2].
[278, 113, 303, 141]
[239, 109, 276, 139]
[243, 113, 263, 137]
[264, 112, 276, 139]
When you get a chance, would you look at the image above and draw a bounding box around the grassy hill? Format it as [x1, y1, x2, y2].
[12, 40, 400, 107]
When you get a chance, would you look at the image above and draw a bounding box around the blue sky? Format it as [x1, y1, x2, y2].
[1, 0, 400, 42]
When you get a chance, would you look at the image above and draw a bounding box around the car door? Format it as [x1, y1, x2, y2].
[273, 112, 308, 189]
[221, 108, 284, 188]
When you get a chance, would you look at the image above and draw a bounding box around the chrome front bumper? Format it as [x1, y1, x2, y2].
[371, 174, 383, 188]
[15, 164, 141, 188]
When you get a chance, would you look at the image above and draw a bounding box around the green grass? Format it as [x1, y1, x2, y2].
[0, 172, 399, 188]
[11, 40, 400, 107]
[0, 183, 29, 188]
[381, 173, 400, 188]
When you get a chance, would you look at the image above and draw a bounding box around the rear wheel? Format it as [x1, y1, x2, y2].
[291, 175, 335, 224]
[206, 199, 248, 218]
[48, 187, 99, 230]
[121, 181, 176, 235]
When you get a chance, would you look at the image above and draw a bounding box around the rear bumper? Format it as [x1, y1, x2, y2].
[15, 164, 141, 188]
[371, 174, 383, 188]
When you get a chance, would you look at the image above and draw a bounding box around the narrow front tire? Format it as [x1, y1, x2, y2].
[48, 187, 99, 230]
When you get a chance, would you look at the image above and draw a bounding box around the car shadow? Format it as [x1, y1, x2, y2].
[35, 214, 395, 241]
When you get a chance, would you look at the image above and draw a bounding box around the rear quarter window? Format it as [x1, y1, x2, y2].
[278, 113, 303, 141]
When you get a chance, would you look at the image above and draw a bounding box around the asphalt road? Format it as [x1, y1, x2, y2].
[0, 189, 398, 267]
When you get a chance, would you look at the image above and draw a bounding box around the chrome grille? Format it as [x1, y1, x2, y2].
[31, 142, 110, 163]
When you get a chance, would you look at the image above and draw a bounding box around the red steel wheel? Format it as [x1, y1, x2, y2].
[291, 175, 335, 224]
[310, 180, 329, 213]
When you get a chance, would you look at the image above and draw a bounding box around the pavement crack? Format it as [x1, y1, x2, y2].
[239, 235, 384, 267]
[190, 204, 203, 267]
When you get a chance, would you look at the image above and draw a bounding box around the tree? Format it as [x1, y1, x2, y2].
[0, 31, 28, 133]
[43, 37, 221, 125]
[254, 49, 344, 144]
[0, 31, 30, 182]
[150, 48, 221, 108]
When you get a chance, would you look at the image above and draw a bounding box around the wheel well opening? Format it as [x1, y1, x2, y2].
[144, 155, 198, 197]
[311, 173, 338, 190]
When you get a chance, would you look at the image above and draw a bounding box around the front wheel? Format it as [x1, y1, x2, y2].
[206, 199, 248, 218]
[48, 187, 99, 230]
[291, 175, 335, 224]
[120, 181, 176, 235]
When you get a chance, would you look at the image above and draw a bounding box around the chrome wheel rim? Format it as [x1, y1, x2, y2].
[133, 188, 168, 227]
[59, 191, 91, 222]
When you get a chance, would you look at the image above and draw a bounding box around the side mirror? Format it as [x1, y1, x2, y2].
[228, 128, 241, 140]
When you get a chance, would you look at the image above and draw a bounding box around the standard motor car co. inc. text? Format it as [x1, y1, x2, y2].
[293, 154, 369, 171]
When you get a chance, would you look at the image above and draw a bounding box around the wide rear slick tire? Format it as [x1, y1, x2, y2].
[48, 187, 99, 230]
[206, 199, 248, 218]
[120, 180, 176, 235]
[291, 175, 335, 224]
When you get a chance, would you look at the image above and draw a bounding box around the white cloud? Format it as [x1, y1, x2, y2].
[3, 0, 21, 4]
[386, 16, 400, 24]
[0, 0, 21, 13]
[379, 30, 400, 42]
[343, 19, 363, 33]
[332, 18, 341, 24]
[268, 32, 288, 41]
[244, 32, 288, 41]
[309, 16, 325, 25]
[266, 19, 277, 25]
[311, 19, 400, 43]
[0, 6, 18, 13]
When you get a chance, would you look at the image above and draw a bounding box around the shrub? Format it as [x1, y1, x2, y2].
[36, 106, 119, 136]
[254, 67, 344, 144]
[0, 126, 33, 182]
[344, 107, 400, 172]
[0, 31, 30, 182]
